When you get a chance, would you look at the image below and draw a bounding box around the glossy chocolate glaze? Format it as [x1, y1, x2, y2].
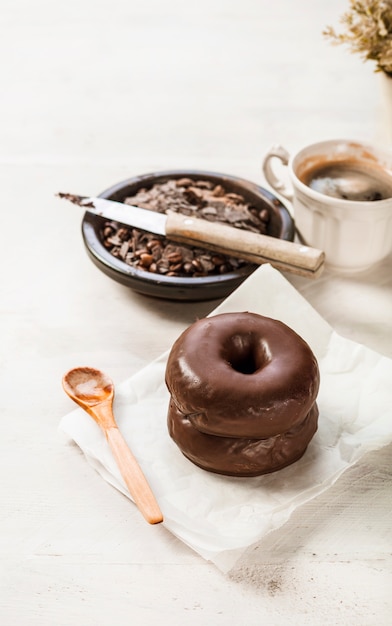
[165, 312, 320, 439]
[168, 400, 319, 476]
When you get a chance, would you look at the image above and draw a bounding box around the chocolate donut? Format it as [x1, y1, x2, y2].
[168, 400, 319, 476]
[165, 312, 320, 476]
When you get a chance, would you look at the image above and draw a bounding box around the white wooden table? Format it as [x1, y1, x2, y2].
[1, 1, 391, 624]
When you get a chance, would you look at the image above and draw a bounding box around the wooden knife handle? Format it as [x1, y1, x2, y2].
[165, 211, 325, 278]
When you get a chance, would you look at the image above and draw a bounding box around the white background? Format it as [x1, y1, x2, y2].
[1, 1, 391, 624]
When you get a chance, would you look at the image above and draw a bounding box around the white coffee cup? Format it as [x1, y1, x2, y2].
[262, 139, 392, 272]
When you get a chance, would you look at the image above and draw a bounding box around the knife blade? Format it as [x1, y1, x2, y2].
[60, 193, 325, 278]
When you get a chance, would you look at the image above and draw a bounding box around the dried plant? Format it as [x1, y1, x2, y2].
[324, 1, 392, 74]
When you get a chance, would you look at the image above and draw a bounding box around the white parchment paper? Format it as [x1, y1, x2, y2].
[59, 265, 392, 571]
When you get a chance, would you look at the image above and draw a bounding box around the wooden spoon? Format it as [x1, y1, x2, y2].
[62, 366, 163, 525]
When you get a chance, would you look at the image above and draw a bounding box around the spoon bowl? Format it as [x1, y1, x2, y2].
[62, 366, 163, 525]
[63, 367, 115, 426]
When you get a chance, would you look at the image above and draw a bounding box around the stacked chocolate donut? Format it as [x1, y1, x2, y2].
[165, 312, 320, 476]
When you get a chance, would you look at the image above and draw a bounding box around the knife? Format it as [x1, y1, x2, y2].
[59, 193, 325, 278]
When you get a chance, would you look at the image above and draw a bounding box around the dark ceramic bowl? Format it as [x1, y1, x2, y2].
[81, 170, 294, 301]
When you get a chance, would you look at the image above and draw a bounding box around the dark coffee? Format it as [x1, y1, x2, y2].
[299, 160, 392, 201]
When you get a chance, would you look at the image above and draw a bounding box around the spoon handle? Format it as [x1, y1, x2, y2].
[106, 427, 163, 524]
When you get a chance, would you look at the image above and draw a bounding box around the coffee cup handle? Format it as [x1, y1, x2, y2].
[262, 145, 294, 201]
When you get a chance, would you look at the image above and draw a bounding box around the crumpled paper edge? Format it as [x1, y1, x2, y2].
[59, 265, 392, 572]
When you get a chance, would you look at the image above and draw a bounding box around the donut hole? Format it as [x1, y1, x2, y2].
[231, 349, 258, 374]
[223, 333, 271, 375]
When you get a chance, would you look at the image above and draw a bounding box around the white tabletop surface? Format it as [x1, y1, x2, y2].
[1, 1, 391, 624]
